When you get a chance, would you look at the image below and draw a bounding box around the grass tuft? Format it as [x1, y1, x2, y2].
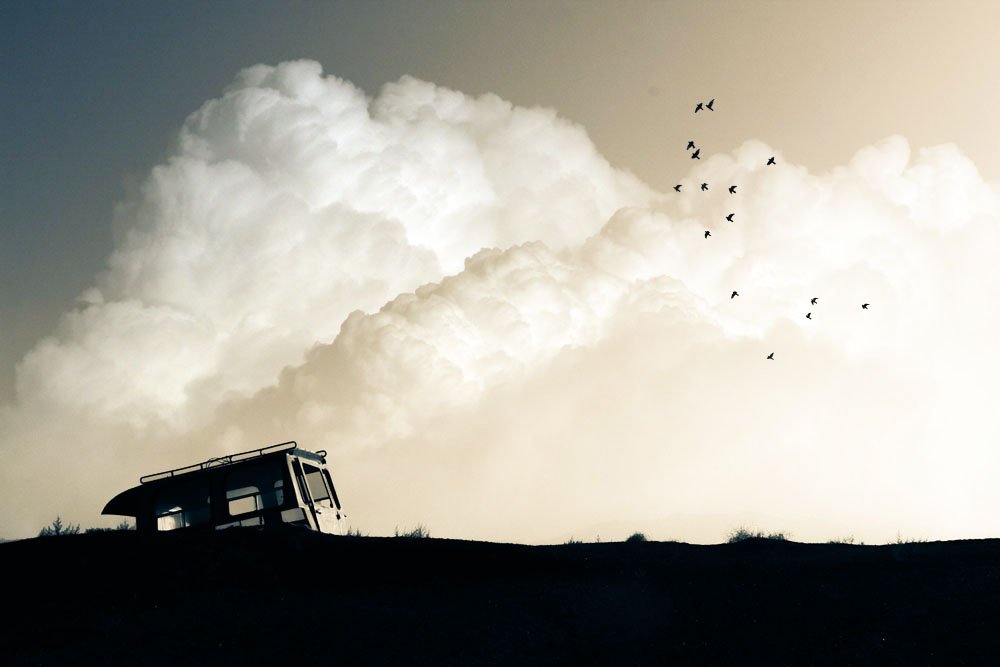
[394, 524, 431, 539]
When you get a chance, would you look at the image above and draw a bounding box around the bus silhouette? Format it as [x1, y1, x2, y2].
[102, 441, 346, 534]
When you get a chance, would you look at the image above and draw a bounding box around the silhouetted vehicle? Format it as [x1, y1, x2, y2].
[102, 441, 346, 534]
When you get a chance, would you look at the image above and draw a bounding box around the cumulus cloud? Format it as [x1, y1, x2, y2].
[3, 62, 1000, 543]
[15, 59, 650, 428]
[181, 135, 1000, 544]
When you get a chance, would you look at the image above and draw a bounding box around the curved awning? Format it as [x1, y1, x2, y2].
[102, 485, 147, 517]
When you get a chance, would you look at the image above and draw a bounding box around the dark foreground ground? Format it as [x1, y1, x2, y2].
[2, 530, 1000, 666]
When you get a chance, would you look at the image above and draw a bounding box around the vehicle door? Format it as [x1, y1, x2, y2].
[293, 460, 344, 534]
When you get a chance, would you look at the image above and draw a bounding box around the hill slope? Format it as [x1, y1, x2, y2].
[3, 530, 1000, 665]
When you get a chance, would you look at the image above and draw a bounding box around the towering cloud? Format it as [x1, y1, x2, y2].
[3, 62, 1000, 544]
[190, 136, 1000, 543]
[14, 60, 651, 428]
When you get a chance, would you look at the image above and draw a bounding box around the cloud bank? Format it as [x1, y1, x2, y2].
[3, 61, 1000, 543]
[15, 59, 650, 428]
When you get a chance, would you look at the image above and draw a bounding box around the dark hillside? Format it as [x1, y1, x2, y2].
[3, 530, 999, 665]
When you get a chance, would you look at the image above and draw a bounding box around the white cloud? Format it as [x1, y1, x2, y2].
[200, 134, 1000, 544]
[14, 59, 651, 428]
[3, 62, 1000, 544]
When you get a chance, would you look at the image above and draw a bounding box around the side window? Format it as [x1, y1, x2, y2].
[303, 463, 333, 508]
[155, 479, 211, 531]
[225, 462, 285, 517]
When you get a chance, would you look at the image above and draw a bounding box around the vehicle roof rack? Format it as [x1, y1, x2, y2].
[140, 441, 298, 484]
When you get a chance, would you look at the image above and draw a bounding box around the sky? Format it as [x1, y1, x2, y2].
[2, 1, 1000, 542]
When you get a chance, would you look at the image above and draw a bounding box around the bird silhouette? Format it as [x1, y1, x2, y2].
[701, 183, 709, 191]
[706, 98, 715, 111]
[687, 140, 696, 150]
[691, 149, 701, 160]
[674, 184, 682, 192]
[806, 312, 812, 319]
[862, 303, 870, 309]
[704, 230, 711, 238]
[695, 102, 704, 113]
[725, 213, 735, 222]
[729, 185, 737, 194]
[767, 352, 774, 360]
[811, 297, 818, 305]
[767, 156, 776, 165]
[731, 291, 739, 299]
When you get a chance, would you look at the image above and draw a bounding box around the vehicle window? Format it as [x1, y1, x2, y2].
[226, 461, 285, 516]
[154, 479, 211, 531]
[303, 464, 333, 508]
[216, 515, 263, 530]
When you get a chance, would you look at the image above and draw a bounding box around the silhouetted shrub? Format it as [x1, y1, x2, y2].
[726, 527, 787, 543]
[828, 536, 861, 545]
[890, 531, 927, 545]
[564, 537, 583, 545]
[38, 516, 80, 537]
[85, 520, 135, 533]
[345, 527, 366, 537]
[394, 525, 430, 538]
[626, 532, 648, 543]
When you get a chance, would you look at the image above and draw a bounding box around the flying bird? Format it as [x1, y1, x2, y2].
[729, 185, 737, 194]
[695, 102, 704, 113]
[674, 184, 682, 192]
[731, 291, 739, 299]
[704, 230, 711, 238]
[811, 297, 818, 305]
[725, 213, 735, 222]
[687, 140, 696, 150]
[767, 156, 776, 166]
[862, 303, 870, 309]
[806, 312, 812, 320]
[691, 149, 701, 160]
[701, 182, 709, 191]
[706, 98, 715, 111]
[766, 352, 775, 360]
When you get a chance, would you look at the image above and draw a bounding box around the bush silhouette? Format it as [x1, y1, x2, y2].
[726, 527, 787, 543]
[38, 516, 80, 537]
[85, 520, 135, 533]
[626, 532, 648, 543]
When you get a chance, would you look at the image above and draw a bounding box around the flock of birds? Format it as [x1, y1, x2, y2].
[681, 98, 870, 361]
